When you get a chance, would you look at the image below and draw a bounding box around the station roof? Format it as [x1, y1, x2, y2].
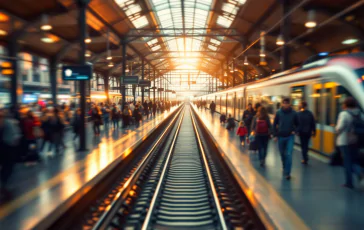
[0, 0, 363, 83]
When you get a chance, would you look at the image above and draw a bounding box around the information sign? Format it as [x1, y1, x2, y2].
[121, 76, 139, 84]
[138, 80, 151, 87]
[62, 65, 92, 81]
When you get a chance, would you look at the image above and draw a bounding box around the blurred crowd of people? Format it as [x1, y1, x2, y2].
[0, 99, 177, 198]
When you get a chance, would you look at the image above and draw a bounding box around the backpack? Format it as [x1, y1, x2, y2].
[255, 118, 269, 134]
[347, 111, 364, 145]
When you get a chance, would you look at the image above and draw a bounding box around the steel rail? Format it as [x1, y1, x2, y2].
[189, 106, 228, 230]
[141, 105, 186, 230]
[91, 105, 185, 230]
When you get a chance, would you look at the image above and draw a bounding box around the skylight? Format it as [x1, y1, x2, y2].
[208, 45, 217, 51]
[132, 16, 148, 28]
[147, 38, 158, 46]
[210, 38, 221, 46]
[217, 0, 246, 28]
[115, 0, 149, 28]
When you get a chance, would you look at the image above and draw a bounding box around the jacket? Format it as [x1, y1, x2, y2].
[273, 108, 298, 137]
[242, 109, 255, 127]
[251, 116, 272, 136]
[335, 108, 364, 146]
[297, 110, 316, 136]
[236, 126, 248, 136]
[1, 118, 21, 146]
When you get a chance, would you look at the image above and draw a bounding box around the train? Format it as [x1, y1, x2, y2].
[195, 53, 364, 156]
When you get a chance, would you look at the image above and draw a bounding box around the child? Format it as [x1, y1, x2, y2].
[236, 121, 248, 146]
[226, 114, 236, 131]
[220, 113, 227, 124]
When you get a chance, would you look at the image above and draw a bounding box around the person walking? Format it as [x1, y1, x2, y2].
[152, 101, 157, 117]
[133, 105, 142, 128]
[236, 121, 248, 146]
[71, 108, 82, 141]
[273, 98, 299, 180]
[101, 103, 110, 130]
[49, 108, 65, 155]
[335, 97, 364, 189]
[111, 103, 119, 129]
[251, 106, 272, 167]
[122, 105, 131, 129]
[39, 109, 52, 154]
[143, 100, 149, 119]
[0, 108, 21, 197]
[297, 101, 316, 165]
[242, 103, 255, 135]
[91, 106, 102, 136]
[210, 101, 216, 115]
[220, 113, 227, 124]
[148, 100, 153, 116]
[20, 110, 41, 164]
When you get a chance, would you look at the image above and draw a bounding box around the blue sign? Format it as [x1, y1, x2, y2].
[62, 65, 92, 81]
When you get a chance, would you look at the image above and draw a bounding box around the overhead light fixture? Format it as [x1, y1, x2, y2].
[342, 38, 358, 45]
[85, 37, 92, 43]
[234, 68, 238, 72]
[224, 72, 227, 76]
[0, 29, 7, 36]
[85, 50, 91, 57]
[106, 56, 112, 60]
[305, 10, 317, 28]
[276, 34, 285, 46]
[41, 37, 54, 43]
[259, 50, 266, 57]
[40, 15, 52, 31]
[244, 56, 248, 65]
[230, 68, 234, 73]
[108, 62, 114, 67]
[125, 68, 130, 73]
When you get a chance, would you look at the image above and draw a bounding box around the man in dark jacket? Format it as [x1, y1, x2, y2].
[210, 101, 216, 114]
[273, 98, 299, 180]
[242, 103, 255, 134]
[143, 101, 149, 119]
[297, 101, 316, 165]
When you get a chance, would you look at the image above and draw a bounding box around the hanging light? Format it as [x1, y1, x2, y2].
[259, 50, 266, 57]
[224, 72, 227, 76]
[230, 68, 234, 73]
[85, 50, 91, 57]
[305, 10, 317, 28]
[276, 34, 285, 46]
[108, 62, 114, 67]
[85, 36, 92, 44]
[106, 50, 112, 60]
[244, 56, 248, 65]
[40, 15, 52, 31]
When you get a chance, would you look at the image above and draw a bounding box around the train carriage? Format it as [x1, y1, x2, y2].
[195, 53, 364, 156]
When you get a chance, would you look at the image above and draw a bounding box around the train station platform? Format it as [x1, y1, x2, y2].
[192, 105, 364, 230]
[0, 106, 180, 230]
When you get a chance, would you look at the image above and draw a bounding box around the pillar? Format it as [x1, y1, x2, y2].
[76, 0, 88, 151]
[121, 38, 127, 106]
[8, 40, 19, 106]
[141, 58, 145, 103]
[104, 73, 109, 103]
[153, 69, 156, 102]
[49, 57, 58, 105]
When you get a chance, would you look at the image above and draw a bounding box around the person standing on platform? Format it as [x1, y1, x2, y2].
[236, 121, 248, 146]
[226, 114, 236, 131]
[101, 103, 110, 130]
[148, 100, 153, 116]
[49, 108, 66, 155]
[0, 108, 21, 197]
[251, 106, 272, 167]
[91, 106, 102, 136]
[39, 109, 52, 154]
[335, 97, 364, 189]
[111, 103, 119, 129]
[210, 101, 216, 115]
[122, 105, 131, 129]
[71, 108, 82, 141]
[21, 110, 41, 164]
[297, 101, 316, 165]
[242, 103, 255, 135]
[143, 100, 149, 119]
[133, 105, 142, 128]
[273, 98, 299, 180]
[152, 101, 157, 117]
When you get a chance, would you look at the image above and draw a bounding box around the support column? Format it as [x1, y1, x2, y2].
[104, 73, 109, 103]
[76, 0, 89, 151]
[121, 39, 127, 107]
[215, 73, 217, 92]
[153, 69, 156, 101]
[281, 0, 291, 71]
[8, 40, 19, 106]
[232, 59, 236, 87]
[49, 58, 58, 105]
[141, 58, 145, 103]
[226, 57, 230, 88]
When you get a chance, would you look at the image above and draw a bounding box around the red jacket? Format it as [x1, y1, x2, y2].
[236, 126, 248, 136]
[22, 117, 40, 140]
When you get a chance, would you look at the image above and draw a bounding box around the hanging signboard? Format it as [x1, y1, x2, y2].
[157, 88, 164, 92]
[121, 76, 139, 84]
[165, 89, 172, 93]
[62, 65, 92, 81]
[150, 86, 157, 90]
[138, 80, 151, 87]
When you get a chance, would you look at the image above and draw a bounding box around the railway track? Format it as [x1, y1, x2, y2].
[50, 104, 265, 230]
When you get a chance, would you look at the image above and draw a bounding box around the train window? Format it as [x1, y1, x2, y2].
[291, 86, 305, 111]
[313, 89, 321, 123]
[325, 88, 333, 126]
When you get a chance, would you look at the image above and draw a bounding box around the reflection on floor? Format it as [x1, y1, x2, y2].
[0, 107, 178, 230]
[194, 106, 364, 230]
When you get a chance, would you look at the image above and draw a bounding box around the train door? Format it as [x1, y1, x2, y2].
[311, 82, 338, 155]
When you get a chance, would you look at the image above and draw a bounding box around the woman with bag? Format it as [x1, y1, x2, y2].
[251, 106, 272, 167]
